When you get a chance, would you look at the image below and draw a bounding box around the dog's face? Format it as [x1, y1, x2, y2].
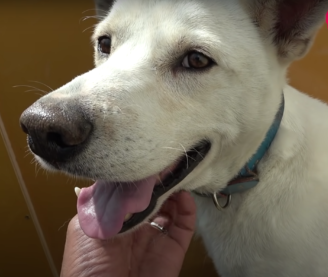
[20, 0, 327, 239]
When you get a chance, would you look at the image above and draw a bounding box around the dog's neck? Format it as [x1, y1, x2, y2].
[194, 94, 285, 200]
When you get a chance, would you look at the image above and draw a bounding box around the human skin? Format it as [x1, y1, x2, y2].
[60, 191, 197, 277]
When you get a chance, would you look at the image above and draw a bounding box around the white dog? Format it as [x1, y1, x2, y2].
[20, 0, 328, 276]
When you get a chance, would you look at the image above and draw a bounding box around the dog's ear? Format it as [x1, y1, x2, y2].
[243, 0, 328, 64]
[94, 0, 115, 18]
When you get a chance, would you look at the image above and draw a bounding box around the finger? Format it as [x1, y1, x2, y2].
[148, 191, 196, 252]
[165, 191, 197, 251]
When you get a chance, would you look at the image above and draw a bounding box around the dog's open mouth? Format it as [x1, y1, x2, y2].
[76, 141, 211, 240]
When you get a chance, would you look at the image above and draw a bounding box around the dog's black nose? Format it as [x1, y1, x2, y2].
[20, 100, 93, 164]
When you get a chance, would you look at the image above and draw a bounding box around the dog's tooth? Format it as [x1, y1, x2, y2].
[74, 187, 81, 197]
[124, 213, 133, 222]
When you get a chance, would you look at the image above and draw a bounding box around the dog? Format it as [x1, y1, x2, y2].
[20, 0, 328, 276]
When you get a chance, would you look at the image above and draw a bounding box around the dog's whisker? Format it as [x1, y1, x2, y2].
[80, 15, 106, 23]
[190, 147, 205, 159]
[34, 163, 39, 177]
[66, 174, 79, 186]
[81, 8, 108, 14]
[131, 181, 139, 192]
[28, 80, 54, 92]
[58, 218, 73, 232]
[179, 143, 189, 170]
[23, 90, 45, 97]
[82, 8, 99, 13]
[44, 168, 50, 180]
[155, 177, 165, 190]
[162, 146, 198, 163]
[13, 84, 49, 95]
[24, 151, 32, 159]
[34, 159, 42, 177]
[24, 147, 32, 156]
[83, 24, 98, 33]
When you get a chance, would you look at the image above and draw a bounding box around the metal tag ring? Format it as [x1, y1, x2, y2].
[212, 193, 232, 211]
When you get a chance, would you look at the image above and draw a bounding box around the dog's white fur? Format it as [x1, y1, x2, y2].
[30, 0, 328, 276]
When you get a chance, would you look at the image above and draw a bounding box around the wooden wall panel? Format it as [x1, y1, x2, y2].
[0, 132, 53, 277]
[289, 26, 328, 102]
[0, 2, 97, 275]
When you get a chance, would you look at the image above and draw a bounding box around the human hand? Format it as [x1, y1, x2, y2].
[60, 191, 196, 277]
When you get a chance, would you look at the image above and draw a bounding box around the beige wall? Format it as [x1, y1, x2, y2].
[0, 2, 327, 276]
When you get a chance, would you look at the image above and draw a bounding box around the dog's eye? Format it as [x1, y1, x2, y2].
[182, 52, 211, 69]
[98, 36, 111, 55]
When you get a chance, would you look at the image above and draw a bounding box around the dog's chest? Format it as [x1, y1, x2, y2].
[193, 193, 328, 277]
[194, 194, 260, 277]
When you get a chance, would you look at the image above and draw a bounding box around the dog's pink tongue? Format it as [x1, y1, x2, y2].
[77, 177, 157, 240]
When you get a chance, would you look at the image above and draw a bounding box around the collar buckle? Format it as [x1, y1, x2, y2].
[212, 192, 232, 210]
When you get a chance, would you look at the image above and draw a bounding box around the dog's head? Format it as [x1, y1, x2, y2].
[20, 0, 327, 239]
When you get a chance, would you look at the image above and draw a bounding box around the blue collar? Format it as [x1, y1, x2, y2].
[195, 94, 285, 199]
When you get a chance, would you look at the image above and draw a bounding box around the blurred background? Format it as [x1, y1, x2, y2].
[0, 2, 327, 277]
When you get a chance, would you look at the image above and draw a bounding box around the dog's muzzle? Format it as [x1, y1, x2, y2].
[20, 97, 211, 240]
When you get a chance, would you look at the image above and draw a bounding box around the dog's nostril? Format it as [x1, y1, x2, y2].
[47, 132, 74, 148]
[20, 123, 29, 135]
